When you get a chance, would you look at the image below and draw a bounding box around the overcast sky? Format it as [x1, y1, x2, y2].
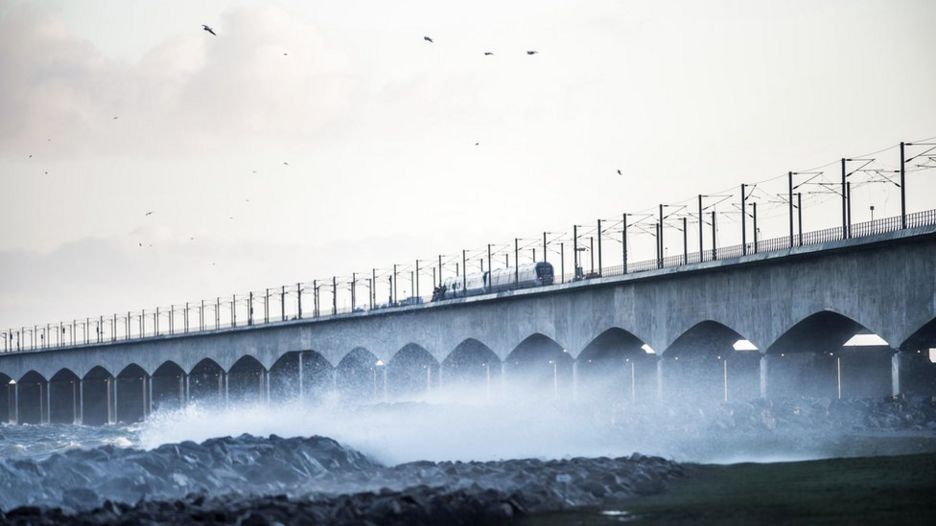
[1, 0, 934, 328]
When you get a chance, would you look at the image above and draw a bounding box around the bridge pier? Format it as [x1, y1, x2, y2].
[891, 350, 936, 397]
[759, 355, 769, 399]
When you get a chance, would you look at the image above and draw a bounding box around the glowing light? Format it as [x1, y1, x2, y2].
[732, 339, 758, 351]
[375, 359, 385, 366]
[843, 334, 888, 347]
[641, 344, 655, 354]
[929, 349, 936, 363]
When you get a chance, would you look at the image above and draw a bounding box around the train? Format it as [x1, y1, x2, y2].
[433, 261, 555, 300]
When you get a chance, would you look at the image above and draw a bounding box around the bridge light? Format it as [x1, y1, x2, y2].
[732, 339, 758, 351]
[375, 359, 385, 367]
[641, 344, 655, 354]
[843, 334, 888, 347]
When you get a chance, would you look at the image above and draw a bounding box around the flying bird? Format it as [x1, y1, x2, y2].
[617, 169, 622, 176]
[475, 142, 480, 146]
[283, 52, 288, 56]
[423, 36, 433, 43]
[484, 52, 494, 56]
[526, 50, 538, 55]
[27, 154, 32, 158]
[138, 242, 143, 247]
[145, 211, 154, 216]
[283, 161, 289, 166]
[202, 24, 216, 36]
[113, 116, 119, 120]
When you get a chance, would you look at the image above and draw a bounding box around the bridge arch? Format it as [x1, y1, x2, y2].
[387, 343, 440, 400]
[49, 368, 80, 424]
[577, 327, 657, 403]
[505, 333, 573, 401]
[116, 364, 148, 423]
[336, 347, 380, 402]
[441, 338, 500, 394]
[189, 358, 224, 403]
[765, 310, 893, 399]
[17, 370, 47, 424]
[152, 361, 185, 412]
[0, 373, 12, 423]
[82, 366, 114, 425]
[227, 355, 267, 404]
[894, 317, 936, 397]
[270, 350, 334, 404]
[662, 320, 760, 403]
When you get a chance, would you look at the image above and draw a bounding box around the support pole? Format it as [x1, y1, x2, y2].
[622, 213, 628, 273]
[542, 232, 547, 263]
[841, 158, 847, 239]
[846, 182, 852, 239]
[753, 203, 759, 253]
[597, 219, 603, 276]
[797, 194, 803, 246]
[658, 204, 663, 268]
[698, 195, 704, 262]
[332, 276, 337, 315]
[462, 250, 467, 295]
[682, 217, 688, 264]
[711, 211, 717, 260]
[514, 238, 519, 284]
[900, 142, 907, 228]
[741, 184, 747, 255]
[487, 245, 492, 289]
[788, 172, 794, 248]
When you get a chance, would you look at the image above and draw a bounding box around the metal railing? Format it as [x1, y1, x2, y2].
[2, 208, 935, 355]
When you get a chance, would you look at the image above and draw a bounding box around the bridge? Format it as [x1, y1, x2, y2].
[1, 207, 935, 425]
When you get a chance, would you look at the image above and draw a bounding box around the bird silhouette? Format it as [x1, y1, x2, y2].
[484, 52, 494, 56]
[283, 52, 288, 56]
[113, 116, 119, 120]
[138, 243, 143, 247]
[475, 142, 480, 146]
[202, 24, 216, 36]
[283, 161, 289, 166]
[145, 211, 154, 216]
[526, 50, 538, 55]
[27, 154, 32, 158]
[423, 36, 433, 43]
[617, 169, 622, 176]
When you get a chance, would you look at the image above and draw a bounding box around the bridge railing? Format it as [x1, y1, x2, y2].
[3, 209, 936, 354]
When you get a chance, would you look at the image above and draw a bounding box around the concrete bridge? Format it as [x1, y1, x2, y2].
[2, 222, 935, 425]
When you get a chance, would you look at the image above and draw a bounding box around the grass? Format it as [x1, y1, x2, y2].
[519, 452, 936, 525]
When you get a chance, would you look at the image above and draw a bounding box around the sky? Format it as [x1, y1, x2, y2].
[1, 0, 935, 329]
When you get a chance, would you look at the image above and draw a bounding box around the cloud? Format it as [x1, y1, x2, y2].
[0, 4, 358, 159]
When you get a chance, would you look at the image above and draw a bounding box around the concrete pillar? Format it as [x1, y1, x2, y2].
[571, 361, 579, 402]
[147, 375, 154, 416]
[43, 381, 50, 424]
[891, 352, 902, 397]
[223, 371, 229, 405]
[13, 382, 18, 424]
[759, 354, 769, 399]
[297, 353, 304, 403]
[72, 380, 78, 424]
[500, 361, 507, 395]
[106, 377, 113, 424]
[655, 359, 664, 401]
[77, 378, 83, 425]
[265, 370, 271, 404]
